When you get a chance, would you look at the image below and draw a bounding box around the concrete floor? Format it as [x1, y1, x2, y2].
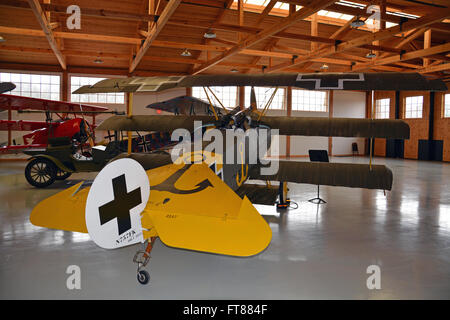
[0, 157, 449, 299]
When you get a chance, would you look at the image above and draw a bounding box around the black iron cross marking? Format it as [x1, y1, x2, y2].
[98, 174, 142, 235]
[296, 73, 364, 90]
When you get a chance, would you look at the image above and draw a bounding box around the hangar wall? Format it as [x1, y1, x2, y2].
[401, 91, 431, 160]
[433, 91, 450, 162]
[331, 91, 366, 156]
[372, 89, 450, 162]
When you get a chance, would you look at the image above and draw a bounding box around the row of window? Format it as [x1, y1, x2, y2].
[0, 72, 124, 105]
[192, 86, 328, 112]
[375, 96, 426, 119]
[2, 72, 450, 118]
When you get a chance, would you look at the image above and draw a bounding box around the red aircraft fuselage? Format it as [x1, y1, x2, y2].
[20, 118, 87, 145]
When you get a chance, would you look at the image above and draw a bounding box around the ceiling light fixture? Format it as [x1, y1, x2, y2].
[93, 57, 103, 64]
[351, 17, 365, 28]
[230, 68, 239, 73]
[320, 64, 329, 70]
[203, 30, 216, 39]
[366, 51, 376, 58]
[181, 49, 192, 57]
[0, 35, 5, 42]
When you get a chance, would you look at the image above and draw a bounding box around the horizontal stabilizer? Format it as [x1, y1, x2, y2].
[142, 163, 272, 256]
[147, 196, 271, 257]
[250, 161, 393, 190]
[30, 182, 89, 233]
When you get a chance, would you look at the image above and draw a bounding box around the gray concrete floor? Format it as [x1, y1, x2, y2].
[0, 157, 449, 299]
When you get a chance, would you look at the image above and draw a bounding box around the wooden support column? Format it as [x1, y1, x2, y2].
[311, 13, 318, 52]
[424, 29, 432, 67]
[238, 0, 244, 42]
[62, 70, 68, 101]
[286, 86, 292, 158]
[186, 87, 192, 97]
[148, 0, 155, 31]
[328, 90, 333, 156]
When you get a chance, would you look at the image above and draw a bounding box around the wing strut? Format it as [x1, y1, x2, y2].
[127, 92, 134, 155]
[206, 87, 230, 114]
[258, 87, 279, 120]
[202, 87, 219, 121]
[369, 90, 374, 170]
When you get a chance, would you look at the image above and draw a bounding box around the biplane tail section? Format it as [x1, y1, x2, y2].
[148, 195, 271, 257]
[141, 161, 272, 257]
[30, 157, 272, 256]
[30, 182, 89, 233]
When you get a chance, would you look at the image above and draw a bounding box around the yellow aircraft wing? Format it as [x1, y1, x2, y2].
[30, 160, 272, 257]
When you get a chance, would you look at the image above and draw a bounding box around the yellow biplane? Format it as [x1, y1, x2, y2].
[30, 73, 446, 284]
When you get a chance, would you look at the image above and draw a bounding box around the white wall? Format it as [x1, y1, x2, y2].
[95, 88, 186, 142]
[331, 91, 366, 156]
[290, 110, 329, 156]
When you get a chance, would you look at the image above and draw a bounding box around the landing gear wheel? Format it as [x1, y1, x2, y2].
[56, 169, 72, 180]
[25, 158, 57, 188]
[133, 237, 156, 285]
[137, 270, 150, 285]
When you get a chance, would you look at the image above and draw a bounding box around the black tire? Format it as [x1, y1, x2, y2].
[25, 158, 57, 188]
[55, 169, 72, 180]
[137, 270, 150, 285]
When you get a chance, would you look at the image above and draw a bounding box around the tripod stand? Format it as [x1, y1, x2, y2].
[308, 184, 326, 204]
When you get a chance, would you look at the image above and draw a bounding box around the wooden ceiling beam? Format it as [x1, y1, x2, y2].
[266, 8, 450, 73]
[352, 42, 450, 71]
[26, 0, 66, 70]
[188, 0, 234, 74]
[0, 0, 158, 23]
[167, 20, 404, 54]
[416, 63, 450, 74]
[244, 2, 295, 74]
[0, 44, 269, 70]
[129, 0, 181, 73]
[191, 0, 336, 75]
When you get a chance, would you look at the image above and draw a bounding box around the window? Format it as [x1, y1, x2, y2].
[0, 71, 60, 100]
[444, 94, 450, 118]
[245, 87, 285, 110]
[192, 86, 238, 108]
[291, 89, 327, 112]
[70, 76, 124, 104]
[404, 95, 423, 119]
[375, 98, 390, 119]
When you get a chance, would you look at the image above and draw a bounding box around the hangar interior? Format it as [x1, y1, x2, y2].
[0, 0, 449, 299]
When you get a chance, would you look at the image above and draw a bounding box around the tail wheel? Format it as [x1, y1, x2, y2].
[25, 158, 57, 188]
[56, 169, 72, 180]
[137, 270, 150, 285]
